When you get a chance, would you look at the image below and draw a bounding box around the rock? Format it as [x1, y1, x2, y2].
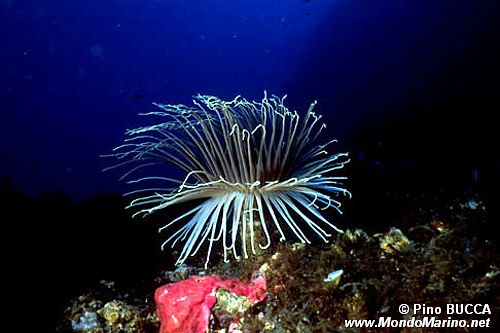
[71, 311, 101, 331]
[323, 269, 344, 289]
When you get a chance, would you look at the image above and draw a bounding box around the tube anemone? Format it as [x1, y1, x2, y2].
[107, 93, 351, 268]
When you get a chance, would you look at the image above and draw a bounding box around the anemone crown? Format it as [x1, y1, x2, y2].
[107, 93, 351, 268]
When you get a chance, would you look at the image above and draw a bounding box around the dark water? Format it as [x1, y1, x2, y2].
[2, 0, 499, 199]
[1, 0, 499, 331]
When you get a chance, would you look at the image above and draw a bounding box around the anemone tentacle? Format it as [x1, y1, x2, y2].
[108, 92, 351, 268]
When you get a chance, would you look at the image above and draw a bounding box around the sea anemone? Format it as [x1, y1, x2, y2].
[107, 93, 351, 267]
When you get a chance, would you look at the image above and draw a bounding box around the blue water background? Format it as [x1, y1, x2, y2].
[1, 0, 499, 199]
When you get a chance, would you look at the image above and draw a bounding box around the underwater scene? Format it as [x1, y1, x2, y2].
[1, 0, 499, 332]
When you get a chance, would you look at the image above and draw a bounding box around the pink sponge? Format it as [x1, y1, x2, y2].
[155, 274, 266, 333]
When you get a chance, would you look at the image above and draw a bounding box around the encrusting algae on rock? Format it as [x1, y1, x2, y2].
[60, 192, 499, 333]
